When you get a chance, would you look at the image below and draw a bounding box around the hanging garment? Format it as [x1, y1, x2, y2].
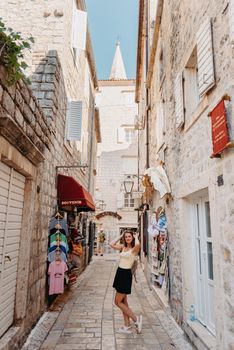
[48, 260, 68, 295]
[48, 250, 67, 263]
[156, 214, 167, 232]
[48, 231, 69, 262]
[148, 213, 159, 237]
[49, 217, 69, 236]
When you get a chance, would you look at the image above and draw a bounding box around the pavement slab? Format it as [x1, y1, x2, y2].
[22, 255, 195, 350]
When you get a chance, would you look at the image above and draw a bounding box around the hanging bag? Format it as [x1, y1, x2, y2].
[72, 242, 83, 256]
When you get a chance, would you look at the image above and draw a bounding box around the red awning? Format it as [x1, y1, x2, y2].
[57, 174, 95, 211]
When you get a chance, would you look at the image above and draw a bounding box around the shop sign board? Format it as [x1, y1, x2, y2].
[61, 200, 83, 206]
[209, 99, 230, 157]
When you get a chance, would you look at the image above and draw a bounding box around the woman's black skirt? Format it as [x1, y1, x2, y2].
[113, 267, 132, 294]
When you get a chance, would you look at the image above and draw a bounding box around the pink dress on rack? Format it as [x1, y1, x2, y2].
[48, 260, 68, 295]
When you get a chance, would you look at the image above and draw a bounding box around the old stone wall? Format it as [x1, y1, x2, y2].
[0, 0, 86, 101]
[0, 1, 94, 187]
[0, 1, 97, 348]
[0, 63, 52, 347]
[0, 47, 96, 348]
[148, 0, 234, 348]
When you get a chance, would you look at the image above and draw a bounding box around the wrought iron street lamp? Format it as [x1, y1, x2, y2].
[95, 200, 106, 211]
[99, 201, 106, 211]
[123, 175, 134, 194]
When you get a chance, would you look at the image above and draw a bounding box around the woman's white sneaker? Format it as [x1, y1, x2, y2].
[135, 315, 143, 333]
[116, 326, 132, 334]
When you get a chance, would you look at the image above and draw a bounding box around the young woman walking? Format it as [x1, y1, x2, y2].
[109, 231, 143, 334]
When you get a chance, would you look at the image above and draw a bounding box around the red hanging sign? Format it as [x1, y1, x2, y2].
[209, 99, 230, 157]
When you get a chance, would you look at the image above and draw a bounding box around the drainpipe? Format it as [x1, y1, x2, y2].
[88, 98, 94, 192]
[145, 0, 150, 170]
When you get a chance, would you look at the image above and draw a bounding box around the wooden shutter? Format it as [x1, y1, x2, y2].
[73, 9, 87, 51]
[66, 101, 82, 141]
[229, 0, 234, 41]
[174, 72, 184, 130]
[72, 8, 79, 50]
[117, 127, 125, 143]
[156, 102, 164, 151]
[117, 193, 124, 209]
[197, 18, 215, 97]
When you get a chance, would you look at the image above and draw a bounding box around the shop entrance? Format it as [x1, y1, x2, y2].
[192, 195, 215, 334]
[0, 162, 26, 337]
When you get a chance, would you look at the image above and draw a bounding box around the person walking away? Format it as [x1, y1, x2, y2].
[109, 231, 143, 334]
[98, 230, 106, 256]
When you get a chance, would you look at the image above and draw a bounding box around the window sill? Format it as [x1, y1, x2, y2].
[184, 95, 209, 133]
[121, 207, 136, 211]
[64, 140, 73, 155]
[183, 320, 216, 350]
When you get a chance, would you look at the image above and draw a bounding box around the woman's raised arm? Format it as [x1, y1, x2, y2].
[132, 232, 140, 254]
[109, 232, 125, 251]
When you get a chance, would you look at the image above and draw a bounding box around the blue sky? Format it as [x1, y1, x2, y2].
[86, 0, 138, 80]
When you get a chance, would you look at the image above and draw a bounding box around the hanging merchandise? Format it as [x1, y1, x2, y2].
[48, 229, 69, 262]
[48, 213, 69, 262]
[72, 242, 83, 256]
[48, 251, 68, 295]
[148, 213, 159, 237]
[49, 212, 69, 236]
[47, 210, 89, 294]
[150, 207, 169, 289]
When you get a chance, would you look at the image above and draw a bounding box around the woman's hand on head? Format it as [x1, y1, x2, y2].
[133, 232, 139, 239]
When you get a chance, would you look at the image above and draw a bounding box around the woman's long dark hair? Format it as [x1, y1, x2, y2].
[123, 231, 135, 247]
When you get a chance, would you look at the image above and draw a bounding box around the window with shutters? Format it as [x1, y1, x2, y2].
[196, 18, 215, 97]
[124, 193, 134, 208]
[175, 18, 215, 130]
[72, 1, 87, 58]
[183, 47, 200, 126]
[156, 101, 165, 151]
[124, 128, 136, 143]
[174, 72, 184, 130]
[66, 101, 83, 141]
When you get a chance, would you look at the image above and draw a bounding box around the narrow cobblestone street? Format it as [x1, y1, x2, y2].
[23, 256, 193, 350]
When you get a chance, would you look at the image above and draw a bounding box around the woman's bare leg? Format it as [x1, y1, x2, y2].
[115, 292, 137, 323]
[123, 295, 130, 327]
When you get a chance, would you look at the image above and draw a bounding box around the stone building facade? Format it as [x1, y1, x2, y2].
[0, 0, 99, 348]
[136, 0, 234, 349]
[95, 43, 138, 246]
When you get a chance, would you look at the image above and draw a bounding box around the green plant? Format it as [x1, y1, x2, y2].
[0, 18, 34, 85]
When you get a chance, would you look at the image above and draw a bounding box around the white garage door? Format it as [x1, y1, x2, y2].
[0, 161, 25, 337]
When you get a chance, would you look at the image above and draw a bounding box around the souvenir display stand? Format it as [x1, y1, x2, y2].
[47, 211, 85, 300]
[148, 207, 169, 296]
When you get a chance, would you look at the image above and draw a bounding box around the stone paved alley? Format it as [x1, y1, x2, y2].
[22, 256, 194, 350]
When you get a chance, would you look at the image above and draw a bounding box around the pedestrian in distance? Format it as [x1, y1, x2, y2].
[109, 231, 143, 334]
[98, 230, 106, 256]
